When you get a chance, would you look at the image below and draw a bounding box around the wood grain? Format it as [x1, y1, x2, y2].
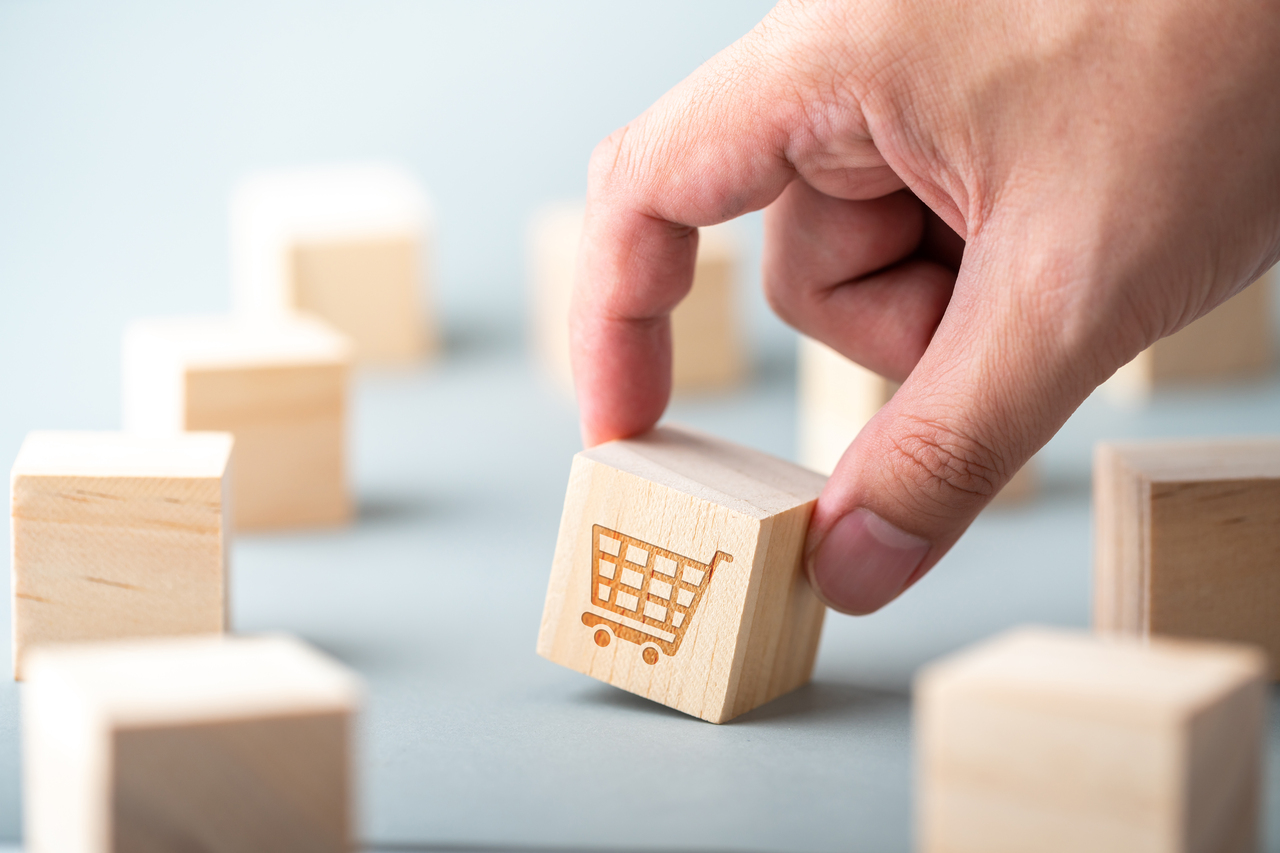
[10, 431, 232, 680]
[1094, 438, 1280, 677]
[537, 424, 826, 723]
[231, 164, 437, 365]
[122, 315, 352, 531]
[916, 627, 1266, 853]
[22, 634, 360, 853]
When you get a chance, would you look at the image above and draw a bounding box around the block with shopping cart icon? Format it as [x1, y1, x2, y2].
[582, 524, 733, 666]
[537, 424, 828, 723]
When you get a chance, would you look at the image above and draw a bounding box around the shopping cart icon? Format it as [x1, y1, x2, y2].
[581, 524, 733, 665]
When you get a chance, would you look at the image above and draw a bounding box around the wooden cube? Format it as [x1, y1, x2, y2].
[1106, 272, 1274, 399]
[537, 424, 827, 723]
[797, 336, 1037, 504]
[23, 634, 360, 853]
[916, 627, 1266, 853]
[10, 431, 232, 680]
[231, 164, 438, 364]
[528, 202, 746, 393]
[122, 316, 351, 531]
[1095, 438, 1280, 677]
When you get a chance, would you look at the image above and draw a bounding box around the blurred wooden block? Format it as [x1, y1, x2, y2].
[796, 336, 1037, 505]
[1094, 438, 1280, 677]
[123, 316, 351, 531]
[10, 431, 232, 680]
[23, 634, 359, 853]
[1107, 273, 1274, 399]
[917, 627, 1266, 853]
[231, 164, 438, 365]
[537, 424, 826, 723]
[528, 202, 746, 393]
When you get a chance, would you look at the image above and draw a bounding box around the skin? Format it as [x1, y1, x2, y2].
[570, 0, 1280, 615]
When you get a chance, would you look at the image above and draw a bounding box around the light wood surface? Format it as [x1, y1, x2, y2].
[796, 336, 1037, 505]
[916, 627, 1267, 853]
[1094, 438, 1280, 678]
[10, 431, 232, 680]
[22, 633, 359, 853]
[528, 202, 746, 393]
[1107, 272, 1274, 399]
[537, 424, 827, 723]
[231, 164, 437, 364]
[122, 315, 352, 531]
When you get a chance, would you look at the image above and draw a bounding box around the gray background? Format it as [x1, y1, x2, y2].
[1, 2, 1278, 850]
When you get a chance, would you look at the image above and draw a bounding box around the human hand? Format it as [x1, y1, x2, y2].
[569, 0, 1280, 615]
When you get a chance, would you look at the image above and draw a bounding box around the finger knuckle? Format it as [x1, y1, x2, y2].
[887, 417, 1004, 512]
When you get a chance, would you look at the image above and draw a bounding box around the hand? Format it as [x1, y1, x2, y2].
[569, 0, 1280, 615]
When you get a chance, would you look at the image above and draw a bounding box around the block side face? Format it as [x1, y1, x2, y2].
[727, 501, 824, 720]
[1184, 677, 1265, 853]
[668, 253, 744, 392]
[796, 336, 894, 475]
[538, 456, 764, 723]
[917, 678, 1182, 853]
[12, 474, 227, 679]
[289, 236, 434, 363]
[1147, 277, 1273, 383]
[581, 425, 826, 520]
[184, 364, 349, 530]
[112, 711, 351, 853]
[1147, 478, 1280, 677]
[1093, 446, 1150, 634]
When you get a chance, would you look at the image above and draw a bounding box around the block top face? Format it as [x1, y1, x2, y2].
[920, 627, 1266, 723]
[124, 315, 352, 370]
[24, 634, 360, 728]
[12, 431, 233, 480]
[1100, 438, 1280, 482]
[582, 425, 827, 520]
[232, 163, 430, 240]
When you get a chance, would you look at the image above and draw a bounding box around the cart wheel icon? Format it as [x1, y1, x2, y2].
[641, 646, 660, 665]
[593, 628, 612, 648]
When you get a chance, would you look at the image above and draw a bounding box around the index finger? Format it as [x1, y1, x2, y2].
[570, 19, 892, 445]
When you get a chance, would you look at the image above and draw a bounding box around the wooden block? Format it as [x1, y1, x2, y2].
[10, 431, 232, 681]
[916, 627, 1266, 853]
[537, 424, 827, 723]
[23, 634, 359, 852]
[796, 336, 1037, 505]
[122, 315, 352, 531]
[231, 164, 438, 365]
[528, 202, 746, 393]
[1094, 438, 1280, 677]
[1106, 272, 1274, 399]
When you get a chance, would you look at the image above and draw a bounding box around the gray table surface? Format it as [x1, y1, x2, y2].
[3, 328, 1276, 852]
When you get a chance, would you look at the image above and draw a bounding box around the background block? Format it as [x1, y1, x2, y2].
[1094, 438, 1280, 677]
[10, 431, 231, 680]
[537, 424, 827, 723]
[122, 315, 352, 531]
[916, 627, 1266, 853]
[231, 164, 438, 364]
[527, 202, 746, 393]
[1106, 271, 1274, 399]
[23, 634, 360, 853]
[797, 336, 1037, 504]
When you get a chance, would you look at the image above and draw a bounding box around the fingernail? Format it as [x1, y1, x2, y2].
[808, 509, 930, 615]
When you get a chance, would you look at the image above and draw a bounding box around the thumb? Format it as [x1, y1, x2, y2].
[805, 226, 1121, 615]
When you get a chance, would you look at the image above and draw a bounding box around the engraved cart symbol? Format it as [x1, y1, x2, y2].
[581, 524, 733, 665]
